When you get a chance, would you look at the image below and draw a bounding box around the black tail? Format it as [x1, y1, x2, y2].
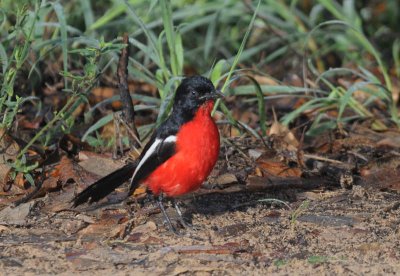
[72, 162, 137, 207]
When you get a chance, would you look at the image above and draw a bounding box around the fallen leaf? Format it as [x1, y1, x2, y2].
[215, 173, 238, 186]
[248, 149, 263, 159]
[0, 225, 10, 233]
[360, 165, 400, 191]
[257, 159, 302, 177]
[131, 221, 157, 233]
[45, 156, 98, 192]
[78, 152, 124, 177]
[0, 202, 34, 226]
[269, 122, 299, 149]
[132, 184, 147, 197]
[251, 74, 279, 85]
[0, 128, 20, 192]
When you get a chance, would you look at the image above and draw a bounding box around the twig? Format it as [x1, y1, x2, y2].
[246, 176, 338, 191]
[160, 244, 248, 255]
[117, 33, 140, 147]
[303, 154, 344, 164]
[116, 112, 142, 149]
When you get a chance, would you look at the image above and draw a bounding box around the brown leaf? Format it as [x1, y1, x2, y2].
[132, 184, 147, 197]
[251, 74, 279, 85]
[16, 115, 42, 130]
[126, 221, 159, 243]
[131, 221, 157, 233]
[0, 202, 34, 226]
[75, 209, 130, 239]
[78, 151, 124, 177]
[77, 211, 128, 238]
[269, 122, 299, 149]
[0, 128, 20, 191]
[361, 165, 400, 191]
[42, 156, 98, 196]
[215, 173, 238, 186]
[257, 159, 302, 177]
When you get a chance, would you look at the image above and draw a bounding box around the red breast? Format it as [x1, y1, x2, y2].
[143, 100, 219, 197]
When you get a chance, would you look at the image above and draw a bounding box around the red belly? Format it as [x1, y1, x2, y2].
[143, 102, 220, 197]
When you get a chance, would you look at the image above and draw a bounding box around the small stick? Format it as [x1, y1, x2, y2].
[117, 33, 140, 147]
[303, 154, 345, 164]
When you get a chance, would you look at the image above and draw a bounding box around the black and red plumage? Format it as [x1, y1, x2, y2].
[73, 76, 222, 226]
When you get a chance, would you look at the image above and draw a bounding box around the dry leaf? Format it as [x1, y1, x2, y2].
[268, 122, 299, 149]
[257, 159, 302, 177]
[78, 152, 124, 177]
[0, 129, 20, 189]
[0, 202, 34, 226]
[215, 173, 238, 186]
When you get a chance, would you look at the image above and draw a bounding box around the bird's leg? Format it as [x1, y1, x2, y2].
[172, 199, 194, 229]
[157, 194, 178, 234]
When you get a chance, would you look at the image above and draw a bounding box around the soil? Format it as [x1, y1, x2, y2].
[1, 178, 399, 275]
[1, 128, 400, 275]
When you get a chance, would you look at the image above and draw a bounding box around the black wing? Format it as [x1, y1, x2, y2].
[129, 135, 176, 192]
[73, 125, 177, 206]
[128, 109, 188, 192]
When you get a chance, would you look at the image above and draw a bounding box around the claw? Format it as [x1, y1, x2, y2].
[173, 201, 194, 229]
[157, 194, 181, 235]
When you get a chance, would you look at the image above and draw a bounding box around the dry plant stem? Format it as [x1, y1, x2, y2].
[246, 176, 337, 192]
[116, 112, 142, 150]
[303, 154, 344, 164]
[222, 138, 252, 162]
[113, 112, 124, 158]
[117, 33, 140, 147]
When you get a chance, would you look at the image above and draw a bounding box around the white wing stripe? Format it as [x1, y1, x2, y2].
[130, 135, 177, 182]
[131, 138, 161, 181]
[164, 135, 177, 143]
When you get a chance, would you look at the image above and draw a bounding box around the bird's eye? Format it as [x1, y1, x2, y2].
[191, 90, 197, 95]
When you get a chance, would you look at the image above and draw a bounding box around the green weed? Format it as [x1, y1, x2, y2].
[0, 0, 399, 182]
[290, 200, 310, 231]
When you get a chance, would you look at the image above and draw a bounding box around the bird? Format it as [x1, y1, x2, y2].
[72, 75, 223, 232]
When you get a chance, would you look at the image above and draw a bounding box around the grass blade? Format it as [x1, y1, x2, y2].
[243, 75, 267, 136]
[53, 2, 69, 89]
[212, 0, 261, 114]
[0, 42, 8, 74]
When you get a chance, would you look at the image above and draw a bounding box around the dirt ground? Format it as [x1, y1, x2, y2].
[1, 178, 400, 275]
[1, 131, 400, 275]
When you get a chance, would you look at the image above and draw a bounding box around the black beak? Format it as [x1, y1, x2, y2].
[200, 89, 225, 101]
[214, 89, 225, 98]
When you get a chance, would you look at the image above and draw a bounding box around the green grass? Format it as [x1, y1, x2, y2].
[0, 0, 399, 179]
[308, 255, 329, 265]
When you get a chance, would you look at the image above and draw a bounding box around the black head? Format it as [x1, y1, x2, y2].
[173, 75, 221, 114]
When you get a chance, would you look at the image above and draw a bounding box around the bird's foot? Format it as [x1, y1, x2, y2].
[173, 201, 203, 231]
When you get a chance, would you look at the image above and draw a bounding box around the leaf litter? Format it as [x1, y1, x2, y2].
[1, 119, 400, 273]
[1, 48, 400, 274]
